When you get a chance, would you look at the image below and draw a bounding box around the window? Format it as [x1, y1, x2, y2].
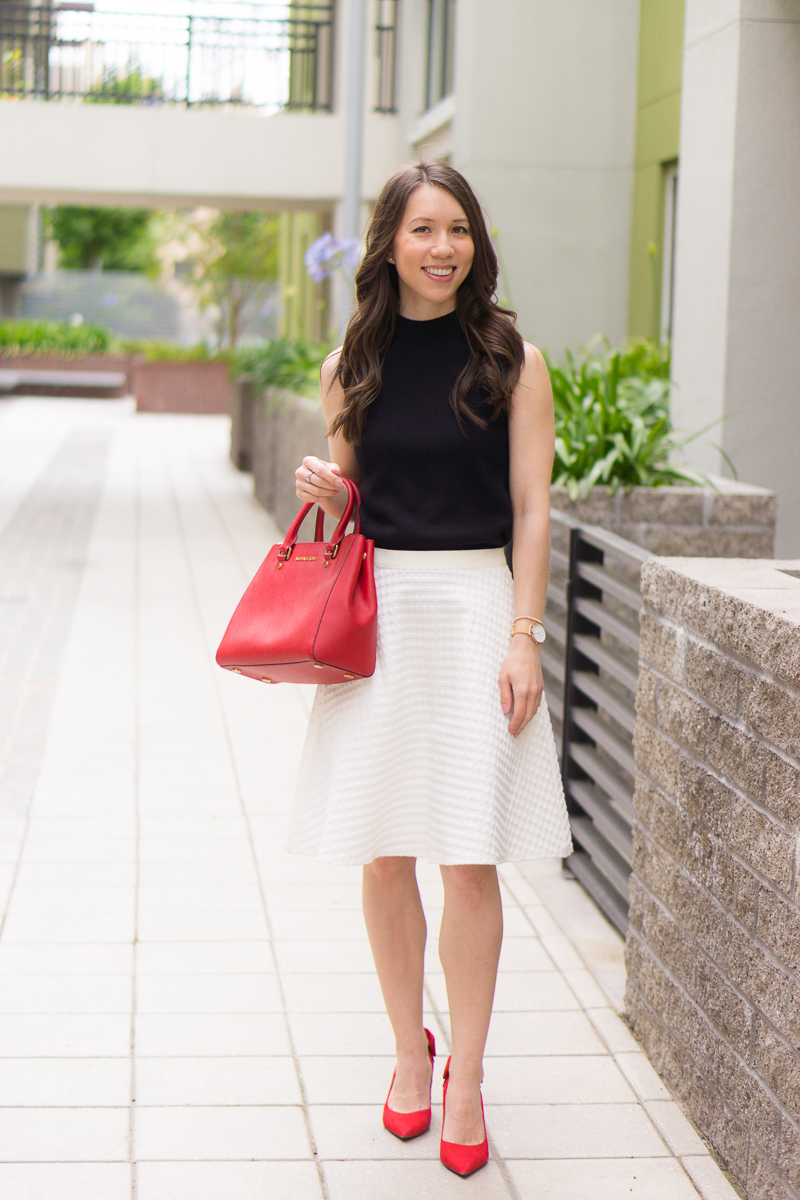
[375, 0, 400, 113]
[660, 162, 678, 343]
[426, 0, 455, 111]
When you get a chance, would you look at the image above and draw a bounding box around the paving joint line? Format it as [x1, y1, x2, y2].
[165, 418, 331, 1200]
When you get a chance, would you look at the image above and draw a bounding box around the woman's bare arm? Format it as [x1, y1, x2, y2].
[294, 348, 362, 520]
[499, 342, 555, 736]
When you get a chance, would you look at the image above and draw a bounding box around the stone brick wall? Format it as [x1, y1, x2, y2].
[626, 556, 800, 1200]
[550, 480, 776, 558]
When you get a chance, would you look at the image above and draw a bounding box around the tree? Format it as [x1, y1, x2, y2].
[46, 206, 159, 271]
[85, 65, 164, 105]
[182, 211, 280, 350]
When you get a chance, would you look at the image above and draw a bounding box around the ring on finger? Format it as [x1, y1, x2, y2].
[306, 470, 314, 484]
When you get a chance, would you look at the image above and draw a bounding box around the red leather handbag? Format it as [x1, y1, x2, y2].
[216, 478, 377, 685]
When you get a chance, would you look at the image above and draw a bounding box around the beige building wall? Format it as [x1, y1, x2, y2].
[670, 0, 800, 557]
[442, 0, 640, 353]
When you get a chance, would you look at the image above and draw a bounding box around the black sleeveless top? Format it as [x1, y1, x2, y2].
[354, 311, 512, 551]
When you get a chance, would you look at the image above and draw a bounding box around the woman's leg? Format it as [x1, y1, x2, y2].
[439, 864, 503, 1143]
[362, 856, 431, 1111]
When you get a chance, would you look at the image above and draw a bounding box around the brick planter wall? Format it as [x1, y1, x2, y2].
[626, 556, 800, 1200]
[133, 360, 231, 414]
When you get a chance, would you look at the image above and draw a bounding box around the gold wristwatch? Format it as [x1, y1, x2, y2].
[511, 616, 546, 645]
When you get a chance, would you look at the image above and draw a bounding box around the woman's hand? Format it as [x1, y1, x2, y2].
[295, 456, 348, 519]
[499, 635, 544, 737]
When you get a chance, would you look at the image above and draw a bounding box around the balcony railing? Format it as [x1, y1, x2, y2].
[0, 2, 335, 112]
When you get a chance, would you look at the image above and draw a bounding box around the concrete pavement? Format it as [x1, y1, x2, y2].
[0, 399, 741, 1199]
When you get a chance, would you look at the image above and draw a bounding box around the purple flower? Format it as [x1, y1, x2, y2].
[304, 233, 360, 282]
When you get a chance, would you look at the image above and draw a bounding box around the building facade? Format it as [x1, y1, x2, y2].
[0, 0, 797, 551]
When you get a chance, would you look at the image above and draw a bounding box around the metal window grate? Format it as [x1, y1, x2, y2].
[545, 511, 651, 935]
[0, 2, 335, 111]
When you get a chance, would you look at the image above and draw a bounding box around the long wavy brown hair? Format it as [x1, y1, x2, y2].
[329, 161, 525, 444]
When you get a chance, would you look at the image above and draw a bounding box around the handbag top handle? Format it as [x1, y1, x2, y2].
[279, 477, 362, 562]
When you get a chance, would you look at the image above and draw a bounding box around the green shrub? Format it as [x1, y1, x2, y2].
[545, 337, 729, 500]
[236, 337, 330, 397]
[0, 319, 117, 357]
[121, 339, 232, 364]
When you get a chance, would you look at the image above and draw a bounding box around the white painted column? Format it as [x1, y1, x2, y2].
[670, 1, 800, 555]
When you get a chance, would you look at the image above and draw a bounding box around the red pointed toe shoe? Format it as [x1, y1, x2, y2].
[382, 1028, 436, 1140]
[439, 1056, 489, 1177]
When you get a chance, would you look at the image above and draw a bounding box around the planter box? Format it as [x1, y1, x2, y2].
[550, 479, 776, 559]
[233, 383, 778, 556]
[249, 387, 328, 534]
[230, 375, 257, 471]
[626, 555, 800, 1200]
[0, 352, 133, 397]
[133, 360, 231, 414]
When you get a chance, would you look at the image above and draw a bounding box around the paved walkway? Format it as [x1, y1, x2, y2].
[0, 399, 741, 1200]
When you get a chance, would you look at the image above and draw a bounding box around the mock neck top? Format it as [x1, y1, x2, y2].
[353, 310, 512, 551]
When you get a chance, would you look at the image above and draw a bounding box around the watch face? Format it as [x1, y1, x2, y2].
[533, 624, 546, 644]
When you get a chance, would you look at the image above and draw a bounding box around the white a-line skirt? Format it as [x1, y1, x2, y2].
[286, 547, 574, 866]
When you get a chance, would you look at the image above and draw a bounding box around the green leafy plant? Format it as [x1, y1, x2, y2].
[0, 319, 118, 357]
[545, 337, 734, 500]
[85, 65, 164, 105]
[236, 337, 330, 397]
[121, 339, 232, 364]
[45, 206, 160, 272]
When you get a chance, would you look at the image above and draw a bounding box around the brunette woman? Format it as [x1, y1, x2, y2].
[288, 161, 572, 1177]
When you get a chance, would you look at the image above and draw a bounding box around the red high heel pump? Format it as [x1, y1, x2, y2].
[383, 1028, 436, 1140]
[439, 1056, 489, 1177]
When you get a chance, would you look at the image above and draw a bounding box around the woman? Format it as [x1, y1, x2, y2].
[288, 161, 572, 1177]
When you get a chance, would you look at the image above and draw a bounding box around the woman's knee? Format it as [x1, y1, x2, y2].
[364, 856, 417, 888]
[440, 864, 499, 904]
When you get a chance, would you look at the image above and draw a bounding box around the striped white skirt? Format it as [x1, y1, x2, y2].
[286, 547, 573, 866]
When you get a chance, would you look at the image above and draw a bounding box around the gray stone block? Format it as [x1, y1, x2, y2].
[739, 674, 800, 760]
[639, 611, 684, 682]
[706, 714, 768, 800]
[677, 757, 734, 841]
[755, 890, 800, 978]
[764, 750, 800, 834]
[657, 567, 717, 637]
[713, 592, 800, 685]
[655, 677, 709, 756]
[685, 639, 741, 718]
[709, 491, 777, 528]
[752, 1015, 800, 1115]
[549, 486, 617, 525]
[618, 487, 704, 525]
[716, 1043, 783, 1159]
[639, 560, 662, 611]
[778, 1119, 800, 1194]
[746, 1143, 796, 1200]
[633, 719, 680, 794]
[729, 796, 795, 897]
[634, 666, 658, 723]
[707, 844, 759, 934]
[722, 922, 790, 1030]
